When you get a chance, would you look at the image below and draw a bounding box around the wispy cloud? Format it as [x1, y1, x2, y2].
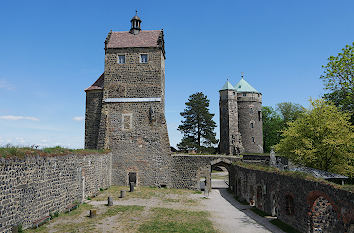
[0, 115, 40, 121]
[0, 79, 14, 90]
[73, 116, 84, 121]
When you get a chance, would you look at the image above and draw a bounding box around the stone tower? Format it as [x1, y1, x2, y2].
[219, 81, 243, 155]
[219, 76, 263, 154]
[85, 13, 171, 187]
[235, 76, 263, 153]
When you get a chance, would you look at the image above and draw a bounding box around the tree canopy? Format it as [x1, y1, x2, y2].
[177, 92, 218, 152]
[275, 99, 354, 178]
[262, 102, 305, 152]
[321, 42, 354, 124]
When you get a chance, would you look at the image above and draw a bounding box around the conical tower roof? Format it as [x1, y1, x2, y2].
[220, 80, 235, 91]
[234, 78, 259, 93]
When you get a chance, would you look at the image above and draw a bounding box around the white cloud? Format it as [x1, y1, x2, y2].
[73, 116, 84, 121]
[0, 115, 40, 121]
[0, 80, 14, 90]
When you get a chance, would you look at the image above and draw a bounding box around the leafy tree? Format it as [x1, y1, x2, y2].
[275, 99, 354, 177]
[276, 102, 305, 127]
[262, 106, 283, 153]
[178, 92, 218, 152]
[320, 42, 354, 124]
[262, 103, 304, 152]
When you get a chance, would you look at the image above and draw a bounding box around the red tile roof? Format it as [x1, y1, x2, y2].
[85, 73, 104, 92]
[107, 30, 162, 48]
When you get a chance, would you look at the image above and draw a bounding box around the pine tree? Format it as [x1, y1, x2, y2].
[177, 92, 218, 152]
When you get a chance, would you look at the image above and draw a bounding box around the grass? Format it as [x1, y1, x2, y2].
[138, 207, 217, 233]
[270, 219, 302, 233]
[0, 145, 109, 158]
[250, 207, 268, 217]
[24, 203, 94, 232]
[102, 205, 144, 217]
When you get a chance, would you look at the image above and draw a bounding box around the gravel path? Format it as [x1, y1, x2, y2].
[202, 180, 285, 233]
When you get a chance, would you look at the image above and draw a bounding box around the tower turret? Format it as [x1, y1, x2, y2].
[130, 11, 142, 35]
[219, 80, 243, 155]
[235, 74, 263, 153]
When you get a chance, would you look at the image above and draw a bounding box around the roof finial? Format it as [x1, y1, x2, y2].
[241, 72, 244, 79]
[135, 10, 138, 15]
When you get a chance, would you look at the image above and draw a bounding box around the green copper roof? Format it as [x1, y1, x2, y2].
[220, 81, 235, 90]
[234, 78, 259, 93]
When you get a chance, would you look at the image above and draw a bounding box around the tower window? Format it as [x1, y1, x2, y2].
[140, 54, 148, 63]
[251, 122, 254, 128]
[258, 111, 262, 121]
[118, 55, 125, 64]
[252, 137, 255, 143]
[122, 113, 132, 130]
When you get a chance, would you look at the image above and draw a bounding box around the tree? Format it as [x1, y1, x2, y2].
[275, 99, 354, 178]
[178, 92, 218, 152]
[262, 103, 304, 153]
[276, 102, 305, 127]
[320, 42, 354, 124]
[262, 106, 283, 153]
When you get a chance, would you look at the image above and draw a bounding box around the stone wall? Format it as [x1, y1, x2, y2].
[0, 153, 112, 232]
[85, 90, 103, 149]
[171, 154, 239, 190]
[229, 164, 354, 233]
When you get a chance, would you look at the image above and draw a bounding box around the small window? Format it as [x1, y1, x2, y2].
[252, 137, 255, 143]
[258, 111, 262, 121]
[140, 54, 148, 63]
[251, 122, 254, 128]
[118, 55, 125, 64]
[243, 93, 246, 96]
[122, 114, 132, 130]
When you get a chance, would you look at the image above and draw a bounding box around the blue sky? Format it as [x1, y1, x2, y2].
[0, 0, 353, 148]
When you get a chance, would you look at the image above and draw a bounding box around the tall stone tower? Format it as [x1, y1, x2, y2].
[219, 75, 263, 154]
[85, 13, 171, 187]
[219, 81, 243, 155]
[235, 76, 263, 153]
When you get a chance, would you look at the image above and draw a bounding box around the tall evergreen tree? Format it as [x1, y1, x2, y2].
[178, 92, 218, 152]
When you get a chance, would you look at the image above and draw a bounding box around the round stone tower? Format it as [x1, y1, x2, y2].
[235, 76, 263, 153]
[219, 81, 243, 155]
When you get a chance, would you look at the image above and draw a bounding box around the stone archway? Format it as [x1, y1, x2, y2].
[210, 158, 232, 189]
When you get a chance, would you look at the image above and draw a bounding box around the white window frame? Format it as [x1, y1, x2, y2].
[122, 113, 133, 130]
[117, 54, 126, 64]
[140, 54, 148, 63]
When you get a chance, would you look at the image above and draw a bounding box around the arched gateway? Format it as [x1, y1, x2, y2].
[171, 154, 238, 190]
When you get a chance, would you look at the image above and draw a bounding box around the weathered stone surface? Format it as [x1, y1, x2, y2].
[0, 153, 112, 232]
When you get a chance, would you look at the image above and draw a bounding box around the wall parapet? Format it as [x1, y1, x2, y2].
[0, 152, 112, 232]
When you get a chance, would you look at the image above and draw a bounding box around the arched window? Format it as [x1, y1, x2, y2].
[250, 122, 254, 128]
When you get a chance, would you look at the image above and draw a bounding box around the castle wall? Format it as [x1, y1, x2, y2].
[85, 90, 103, 149]
[0, 153, 112, 232]
[237, 92, 263, 153]
[229, 164, 353, 233]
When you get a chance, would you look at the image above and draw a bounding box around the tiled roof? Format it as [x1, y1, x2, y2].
[234, 78, 259, 93]
[85, 73, 104, 92]
[107, 30, 162, 48]
[220, 81, 234, 90]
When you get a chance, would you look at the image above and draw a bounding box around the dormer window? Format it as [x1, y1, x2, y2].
[118, 55, 125, 64]
[140, 54, 148, 63]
